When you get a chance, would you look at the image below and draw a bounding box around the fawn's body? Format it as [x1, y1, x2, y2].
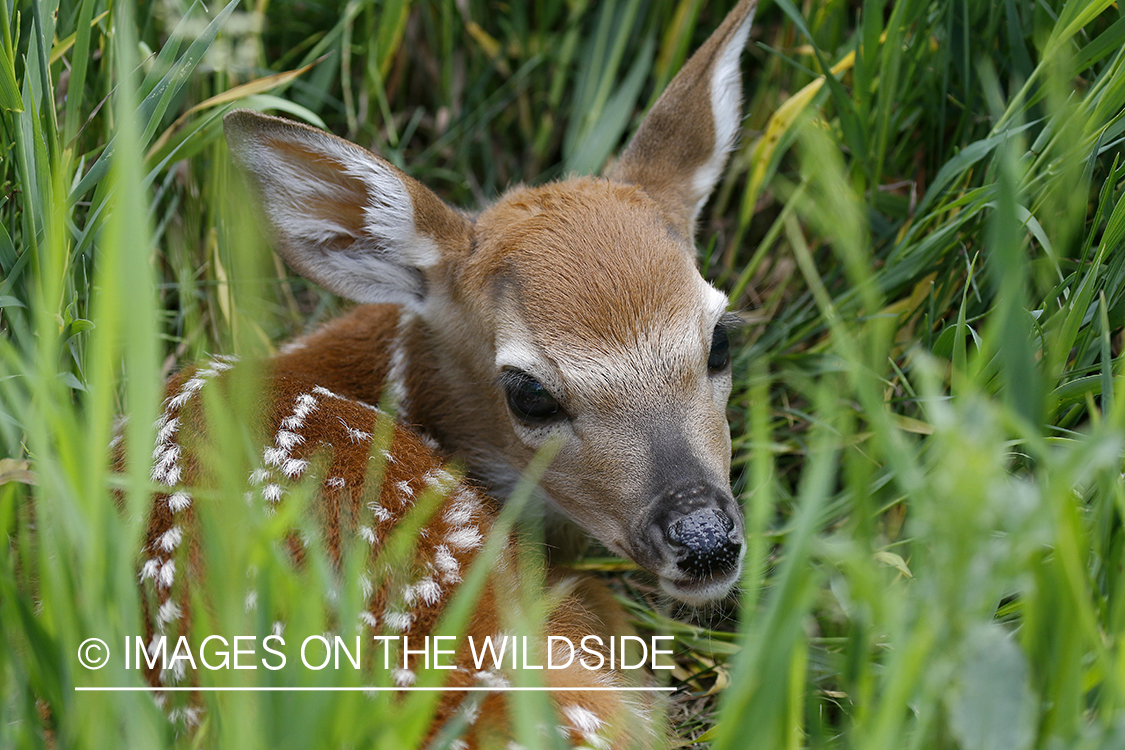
[142, 357, 654, 748]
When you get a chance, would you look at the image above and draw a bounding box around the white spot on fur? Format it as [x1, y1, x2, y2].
[459, 700, 481, 726]
[424, 468, 457, 490]
[474, 669, 511, 688]
[157, 599, 182, 625]
[564, 705, 603, 733]
[446, 526, 482, 551]
[443, 494, 478, 526]
[156, 416, 180, 443]
[403, 577, 441, 607]
[337, 418, 371, 443]
[385, 610, 413, 632]
[140, 558, 160, 581]
[151, 444, 182, 486]
[359, 611, 379, 628]
[368, 502, 393, 523]
[169, 706, 201, 727]
[167, 491, 191, 512]
[563, 705, 609, 750]
[434, 544, 461, 583]
[158, 559, 176, 589]
[281, 457, 309, 479]
[276, 430, 304, 450]
[158, 526, 183, 552]
[393, 668, 417, 687]
[327, 476, 346, 489]
[147, 359, 235, 501]
[278, 339, 307, 355]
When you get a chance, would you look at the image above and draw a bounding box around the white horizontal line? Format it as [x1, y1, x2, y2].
[75, 686, 676, 692]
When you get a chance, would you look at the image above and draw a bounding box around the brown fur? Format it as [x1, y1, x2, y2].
[470, 179, 700, 354]
[272, 304, 399, 406]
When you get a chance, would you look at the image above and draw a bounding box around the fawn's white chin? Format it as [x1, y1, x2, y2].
[660, 568, 741, 606]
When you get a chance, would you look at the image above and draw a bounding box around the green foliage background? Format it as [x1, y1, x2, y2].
[2, 0, 1125, 747]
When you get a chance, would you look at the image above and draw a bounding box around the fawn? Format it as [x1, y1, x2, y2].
[220, 0, 757, 606]
[139, 0, 758, 745]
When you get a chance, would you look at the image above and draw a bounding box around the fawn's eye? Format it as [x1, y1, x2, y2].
[708, 326, 731, 372]
[503, 371, 562, 423]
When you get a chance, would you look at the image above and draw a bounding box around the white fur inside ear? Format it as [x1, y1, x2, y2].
[233, 126, 439, 310]
[350, 159, 442, 271]
[691, 7, 756, 219]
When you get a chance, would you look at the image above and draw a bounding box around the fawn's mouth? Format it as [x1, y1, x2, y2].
[658, 563, 742, 606]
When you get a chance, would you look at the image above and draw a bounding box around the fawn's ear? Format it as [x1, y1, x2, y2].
[608, 0, 756, 238]
[223, 110, 471, 312]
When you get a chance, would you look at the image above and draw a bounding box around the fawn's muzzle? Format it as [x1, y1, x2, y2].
[643, 482, 744, 602]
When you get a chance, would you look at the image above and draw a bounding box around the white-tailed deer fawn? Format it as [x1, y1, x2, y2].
[140, 0, 757, 744]
[218, 0, 757, 606]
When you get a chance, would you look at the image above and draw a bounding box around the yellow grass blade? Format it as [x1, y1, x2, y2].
[145, 57, 322, 160]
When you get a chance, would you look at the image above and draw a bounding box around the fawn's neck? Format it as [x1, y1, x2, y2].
[272, 304, 518, 484]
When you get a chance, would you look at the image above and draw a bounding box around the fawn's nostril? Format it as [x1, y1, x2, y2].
[666, 509, 741, 578]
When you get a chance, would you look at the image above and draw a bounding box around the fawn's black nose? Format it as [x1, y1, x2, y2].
[666, 507, 741, 577]
[647, 483, 743, 580]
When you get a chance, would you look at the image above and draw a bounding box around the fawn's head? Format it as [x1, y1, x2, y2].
[224, 0, 757, 604]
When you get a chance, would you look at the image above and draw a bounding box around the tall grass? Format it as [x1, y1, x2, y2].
[2, 0, 1124, 748]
